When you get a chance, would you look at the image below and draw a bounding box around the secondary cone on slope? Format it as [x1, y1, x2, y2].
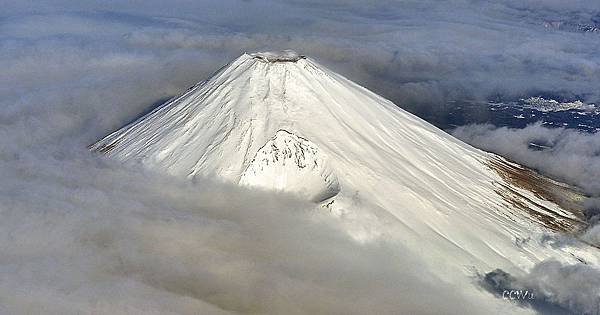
[91, 50, 593, 273]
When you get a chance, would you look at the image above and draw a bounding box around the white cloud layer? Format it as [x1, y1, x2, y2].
[2, 1, 600, 313]
[1, 139, 517, 314]
[3, 0, 600, 118]
[452, 123, 600, 196]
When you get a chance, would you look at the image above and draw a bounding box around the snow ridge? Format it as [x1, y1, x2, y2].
[240, 129, 340, 202]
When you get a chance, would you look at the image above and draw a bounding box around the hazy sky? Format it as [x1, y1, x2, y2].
[1, 1, 600, 314]
[3, 0, 600, 119]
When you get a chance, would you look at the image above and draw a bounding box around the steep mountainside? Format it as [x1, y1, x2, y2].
[91, 50, 598, 277]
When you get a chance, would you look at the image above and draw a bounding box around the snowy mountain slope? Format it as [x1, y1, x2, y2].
[239, 129, 340, 203]
[91, 50, 598, 277]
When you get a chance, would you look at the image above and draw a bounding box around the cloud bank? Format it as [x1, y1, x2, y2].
[452, 123, 600, 196]
[0, 134, 512, 314]
[3, 0, 600, 120]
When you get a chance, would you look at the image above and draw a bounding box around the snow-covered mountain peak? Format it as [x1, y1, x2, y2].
[91, 52, 595, 275]
[249, 49, 305, 63]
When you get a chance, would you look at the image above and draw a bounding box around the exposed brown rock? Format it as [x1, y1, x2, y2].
[488, 157, 586, 233]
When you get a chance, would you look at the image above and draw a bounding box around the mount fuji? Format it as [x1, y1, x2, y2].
[91, 50, 598, 278]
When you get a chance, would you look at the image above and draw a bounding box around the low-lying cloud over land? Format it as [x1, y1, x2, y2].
[452, 123, 600, 196]
[2, 0, 600, 313]
[2, 152, 498, 314]
[0, 121, 509, 313]
[483, 260, 600, 315]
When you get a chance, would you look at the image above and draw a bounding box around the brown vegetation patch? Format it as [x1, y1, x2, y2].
[488, 157, 586, 233]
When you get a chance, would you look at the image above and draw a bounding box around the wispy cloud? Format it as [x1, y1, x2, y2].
[2, 1, 600, 313]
